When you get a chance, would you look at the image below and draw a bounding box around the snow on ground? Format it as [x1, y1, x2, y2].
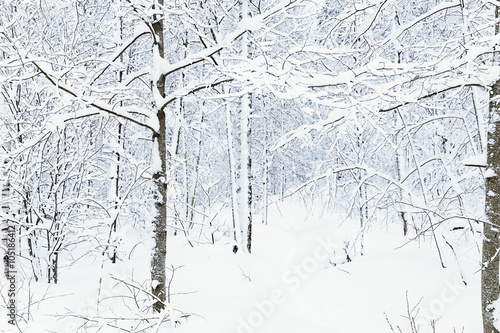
[1, 199, 482, 332]
[171, 201, 481, 333]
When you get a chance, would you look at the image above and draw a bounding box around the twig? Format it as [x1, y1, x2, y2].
[238, 265, 251, 282]
[384, 311, 396, 333]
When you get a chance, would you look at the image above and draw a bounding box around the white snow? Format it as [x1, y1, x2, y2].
[239, 17, 263, 31]
[463, 153, 487, 167]
[485, 168, 497, 178]
[1, 198, 482, 333]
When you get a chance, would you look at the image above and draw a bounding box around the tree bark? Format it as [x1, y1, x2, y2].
[239, 0, 253, 253]
[482, 78, 500, 333]
[482, 5, 500, 330]
[1, 141, 10, 279]
[151, 0, 167, 313]
[225, 89, 241, 248]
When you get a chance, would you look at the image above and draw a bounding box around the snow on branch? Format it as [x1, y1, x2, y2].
[152, 0, 307, 82]
[381, 1, 463, 45]
[32, 61, 158, 135]
[91, 29, 151, 85]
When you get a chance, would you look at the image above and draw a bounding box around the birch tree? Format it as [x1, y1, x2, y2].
[238, 0, 253, 253]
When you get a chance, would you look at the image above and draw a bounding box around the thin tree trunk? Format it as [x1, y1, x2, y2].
[262, 109, 270, 225]
[395, 109, 410, 237]
[151, 0, 167, 312]
[2, 141, 10, 279]
[395, 112, 408, 236]
[107, 9, 126, 262]
[239, 0, 253, 253]
[226, 92, 241, 248]
[188, 110, 204, 228]
[394, 11, 408, 236]
[355, 121, 367, 256]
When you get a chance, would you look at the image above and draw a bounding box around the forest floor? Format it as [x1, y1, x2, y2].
[1, 199, 482, 332]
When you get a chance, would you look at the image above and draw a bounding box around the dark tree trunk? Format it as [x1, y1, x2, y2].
[151, 0, 168, 313]
[483, 78, 500, 333]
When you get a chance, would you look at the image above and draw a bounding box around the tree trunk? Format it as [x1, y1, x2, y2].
[151, 0, 167, 313]
[239, 0, 253, 253]
[2, 141, 10, 279]
[226, 90, 241, 248]
[108, 10, 126, 263]
[188, 110, 204, 228]
[394, 11, 408, 236]
[482, 77, 500, 333]
[482, 5, 500, 330]
[262, 108, 270, 226]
